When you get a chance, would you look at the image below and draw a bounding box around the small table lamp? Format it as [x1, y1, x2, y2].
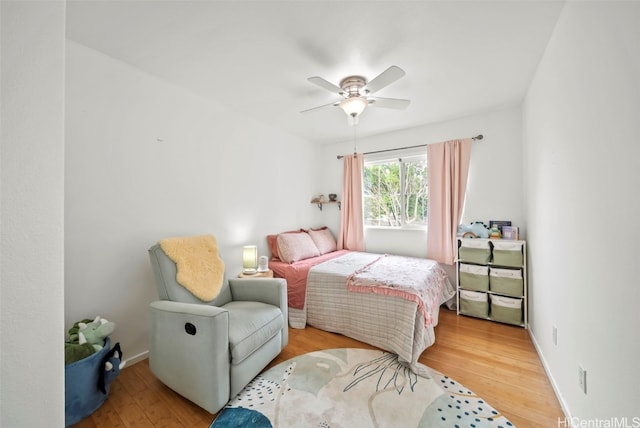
[242, 245, 258, 274]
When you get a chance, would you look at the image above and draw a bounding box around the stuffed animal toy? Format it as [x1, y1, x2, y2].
[489, 224, 502, 239]
[101, 342, 126, 393]
[77, 316, 115, 351]
[65, 342, 98, 365]
[457, 222, 490, 239]
[67, 318, 93, 344]
[65, 316, 116, 365]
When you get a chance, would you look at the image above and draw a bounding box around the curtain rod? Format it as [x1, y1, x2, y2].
[336, 134, 483, 159]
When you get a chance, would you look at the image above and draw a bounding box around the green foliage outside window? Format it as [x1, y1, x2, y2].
[363, 157, 428, 227]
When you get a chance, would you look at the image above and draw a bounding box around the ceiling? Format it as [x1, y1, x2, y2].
[66, 1, 565, 145]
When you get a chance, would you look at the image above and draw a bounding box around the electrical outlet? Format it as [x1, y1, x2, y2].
[553, 326, 557, 346]
[578, 365, 587, 394]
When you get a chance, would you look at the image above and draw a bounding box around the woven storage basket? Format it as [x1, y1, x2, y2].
[460, 289, 489, 318]
[490, 295, 523, 325]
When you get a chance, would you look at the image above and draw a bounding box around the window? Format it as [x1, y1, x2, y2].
[363, 155, 428, 228]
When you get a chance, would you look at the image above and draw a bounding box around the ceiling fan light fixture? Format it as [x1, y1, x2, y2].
[303, 67, 408, 124]
[339, 96, 367, 118]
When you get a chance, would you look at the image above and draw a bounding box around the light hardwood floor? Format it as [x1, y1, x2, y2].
[72, 309, 564, 427]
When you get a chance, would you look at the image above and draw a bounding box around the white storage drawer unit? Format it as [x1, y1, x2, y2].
[456, 238, 527, 328]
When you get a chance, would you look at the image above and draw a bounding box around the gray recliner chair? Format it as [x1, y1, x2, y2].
[147, 239, 288, 414]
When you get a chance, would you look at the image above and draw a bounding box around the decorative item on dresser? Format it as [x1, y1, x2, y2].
[456, 238, 527, 327]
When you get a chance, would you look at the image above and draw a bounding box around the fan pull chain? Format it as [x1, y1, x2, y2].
[353, 123, 358, 155]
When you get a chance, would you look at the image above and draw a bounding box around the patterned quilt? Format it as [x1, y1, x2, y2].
[304, 252, 455, 376]
[346, 253, 450, 328]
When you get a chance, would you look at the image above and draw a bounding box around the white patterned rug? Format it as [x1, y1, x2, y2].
[210, 348, 514, 428]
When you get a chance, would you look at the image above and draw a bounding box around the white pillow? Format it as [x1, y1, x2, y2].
[276, 232, 320, 263]
[307, 228, 337, 255]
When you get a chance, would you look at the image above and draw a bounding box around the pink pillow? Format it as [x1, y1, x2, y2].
[277, 232, 320, 264]
[268, 230, 305, 260]
[267, 235, 280, 260]
[308, 228, 337, 255]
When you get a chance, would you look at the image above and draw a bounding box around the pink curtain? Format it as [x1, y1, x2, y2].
[426, 139, 472, 265]
[338, 154, 365, 251]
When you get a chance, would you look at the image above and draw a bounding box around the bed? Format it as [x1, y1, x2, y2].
[268, 229, 455, 375]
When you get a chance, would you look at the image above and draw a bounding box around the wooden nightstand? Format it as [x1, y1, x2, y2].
[238, 270, 274, 278]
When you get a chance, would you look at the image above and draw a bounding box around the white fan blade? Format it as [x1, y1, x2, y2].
[368, 97, 410, 109]
[362, 66, 405, 95]
[307, 76, 343, 94]
[300, 100, 340, 114]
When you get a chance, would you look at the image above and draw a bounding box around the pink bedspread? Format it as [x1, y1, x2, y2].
[269, 250, 351, 309]
[346, 254, 449, 327]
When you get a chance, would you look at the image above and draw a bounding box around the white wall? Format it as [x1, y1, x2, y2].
[65, 41, 318, 363]
[317, 107, 524, 260]
[523, 2, 640, 421]
[1, 1, 66, 426]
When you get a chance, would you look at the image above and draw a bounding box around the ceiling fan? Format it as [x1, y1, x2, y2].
[301, 65, 410, 124]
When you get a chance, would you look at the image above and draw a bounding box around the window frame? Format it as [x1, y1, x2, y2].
[362, 151, 428, 230]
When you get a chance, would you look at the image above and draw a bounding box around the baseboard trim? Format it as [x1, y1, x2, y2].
[528, 328, 574, 426]
[123, 350, 149, 367]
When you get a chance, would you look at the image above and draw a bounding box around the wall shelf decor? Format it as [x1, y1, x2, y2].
[313, 201, 341, 211]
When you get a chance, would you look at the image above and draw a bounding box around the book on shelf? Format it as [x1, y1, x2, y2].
[501, 226, 519, 240]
